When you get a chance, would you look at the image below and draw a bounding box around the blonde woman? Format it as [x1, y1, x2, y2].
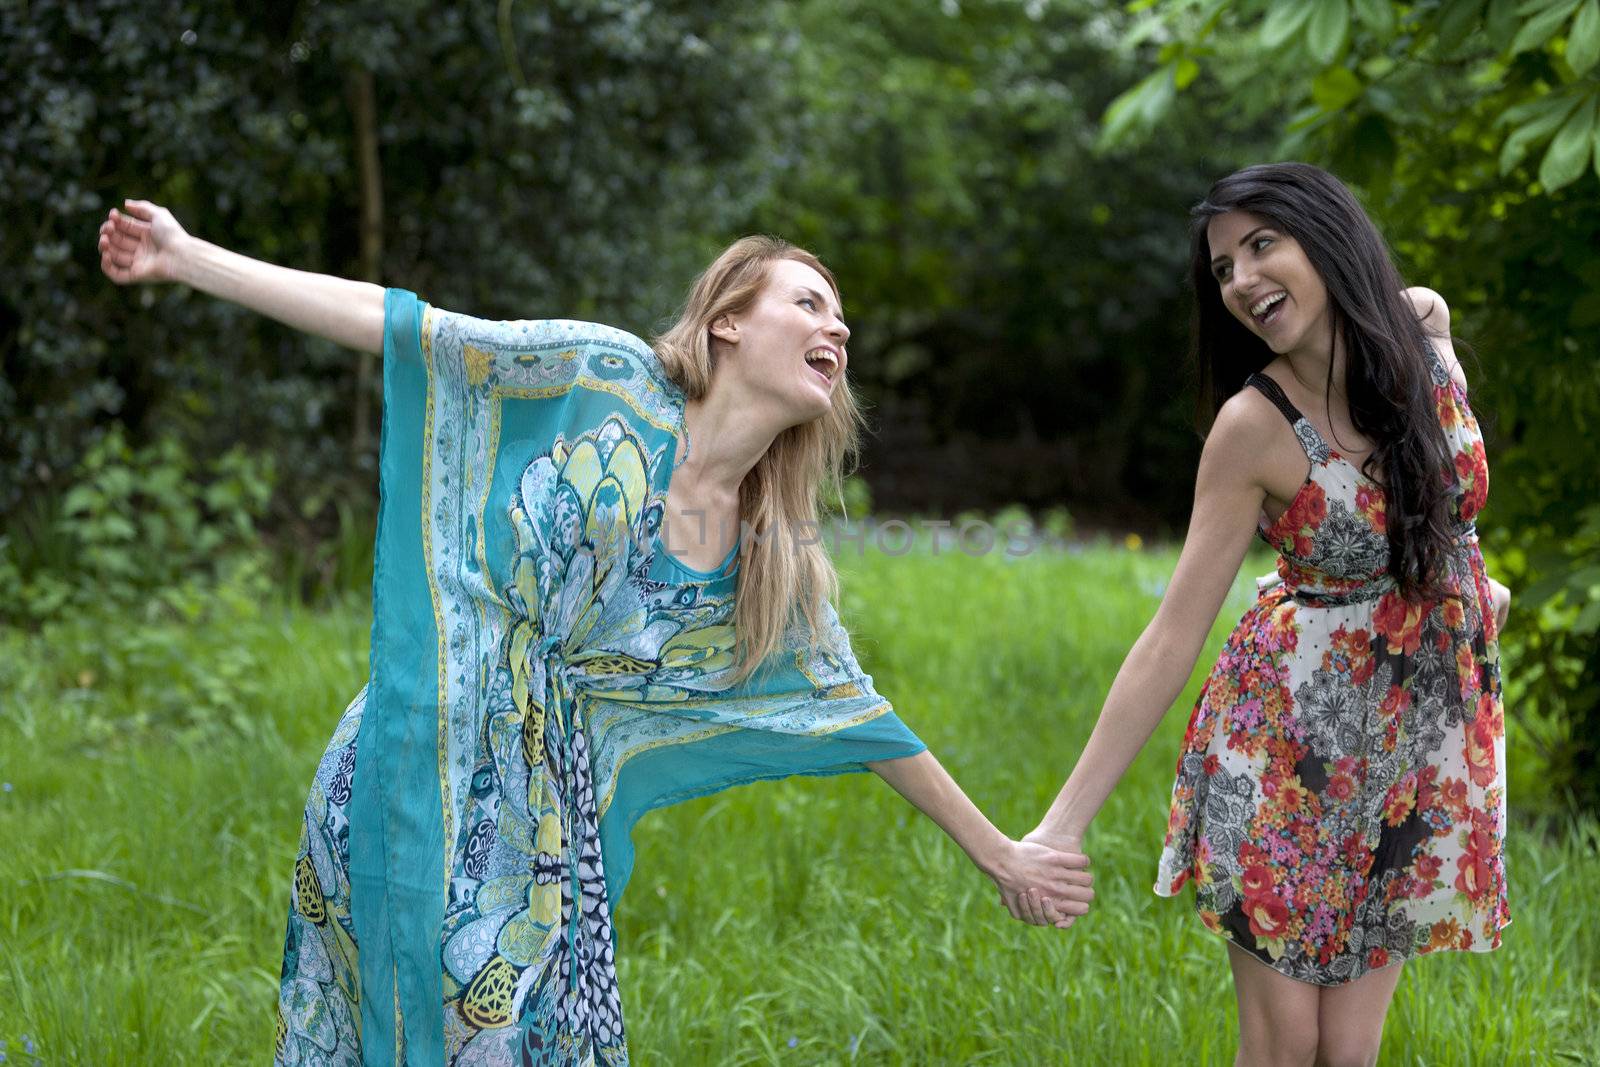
[98, 200, 1092, 1066]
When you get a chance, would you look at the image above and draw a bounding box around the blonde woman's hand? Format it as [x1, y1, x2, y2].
[98, 199, 191, 285]
[992, 837, 1092, 929]
[1488, 576, 1511, 634]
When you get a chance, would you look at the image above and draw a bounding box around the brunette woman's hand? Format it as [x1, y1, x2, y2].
[990, 838, 1092, 929]
[98, 199, 191, 285]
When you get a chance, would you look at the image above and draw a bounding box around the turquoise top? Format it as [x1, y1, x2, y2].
[345, 290, 924, 1065]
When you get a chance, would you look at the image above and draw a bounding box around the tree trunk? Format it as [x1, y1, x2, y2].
[350, 68, 383, 458]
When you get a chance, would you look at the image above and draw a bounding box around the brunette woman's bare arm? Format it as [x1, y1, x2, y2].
[1026, 392, 1287, 853]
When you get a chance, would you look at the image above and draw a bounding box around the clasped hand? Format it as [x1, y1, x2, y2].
[989, 832, 1092, 930]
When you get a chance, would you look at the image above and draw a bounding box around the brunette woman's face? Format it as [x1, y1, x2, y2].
[711, 258, 850, 424]
[1206, 209, 1331, 357]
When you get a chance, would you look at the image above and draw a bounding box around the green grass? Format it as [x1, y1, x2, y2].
[2, 544, 1596, 1064]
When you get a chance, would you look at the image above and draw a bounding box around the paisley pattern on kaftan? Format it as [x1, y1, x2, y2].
[275, 291, 924, 1065]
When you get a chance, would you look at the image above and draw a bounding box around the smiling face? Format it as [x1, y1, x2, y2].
[710, 257, 850, 426]
[1206, 209, 1332, 358]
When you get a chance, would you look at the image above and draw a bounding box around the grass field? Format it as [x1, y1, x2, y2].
[2, 543, 1596, 1064]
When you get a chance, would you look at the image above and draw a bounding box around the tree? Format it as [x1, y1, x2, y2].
[0, 0, 789, 522]
[751, 0, 1274, 520]
[1100, 0, 1600, 810]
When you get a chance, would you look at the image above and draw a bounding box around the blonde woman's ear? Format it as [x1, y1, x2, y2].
[708, 313, 739, 345]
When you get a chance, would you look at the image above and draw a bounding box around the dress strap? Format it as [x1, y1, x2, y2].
[1422, 340, 1453, 389]
[1245, 373, 1330, 464]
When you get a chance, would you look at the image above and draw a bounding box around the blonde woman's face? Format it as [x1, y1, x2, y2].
[713, 259, 850, 425]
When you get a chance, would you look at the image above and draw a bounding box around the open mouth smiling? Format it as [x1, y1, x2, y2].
[1250, 290, 1287, 327]
[804, 347, 839, 384]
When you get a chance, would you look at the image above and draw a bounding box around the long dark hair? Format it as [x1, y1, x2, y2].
[1189, 162, 1456, 600]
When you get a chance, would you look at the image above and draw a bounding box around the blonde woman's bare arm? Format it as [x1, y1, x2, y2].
[97, 199, 384, 354]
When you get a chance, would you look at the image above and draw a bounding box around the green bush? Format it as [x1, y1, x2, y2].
[0, 426, 273, 627]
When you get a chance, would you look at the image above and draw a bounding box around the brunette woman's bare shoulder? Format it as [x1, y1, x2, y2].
[1206, 385, 1314, 506]
[1404, 286, 1468, 390]
[1404, 286, 1450, 333]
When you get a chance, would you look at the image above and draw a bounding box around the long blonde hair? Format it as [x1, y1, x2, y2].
[653, 236, 863, 679]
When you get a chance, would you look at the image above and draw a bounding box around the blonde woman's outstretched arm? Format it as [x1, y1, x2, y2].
[97, 199, 384, 354]
[869, 750, 1093, 928]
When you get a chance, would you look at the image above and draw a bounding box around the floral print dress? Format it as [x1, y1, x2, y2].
[1154, 351, 1509, 986]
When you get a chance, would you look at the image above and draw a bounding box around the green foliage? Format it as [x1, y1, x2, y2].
[755, 0, 1274, 516]
[1107, 0, 1600, 191]
[0, 426, 273, 626]
[0, 0, 792, 521]
[1110, 0, 1600, 811]
[4, 547, 1597, 1062]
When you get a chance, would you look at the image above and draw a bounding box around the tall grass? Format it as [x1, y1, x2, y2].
[1, 544, 1594, 1064]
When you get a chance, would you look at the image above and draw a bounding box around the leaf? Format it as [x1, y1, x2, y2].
[1487, 0, 1524, 44]
[1499, 93, 1583, 173]
[1594, 112, 1600, 183]
[1260, 2, 1314, 48]
[61, 485, 99, 516]
[1538, 95, 1599, 189]
[1312, 65, 1364, 110]
[1097, 67, 1175, 149]
[1517, 0, 1577, 14]
[1568, 0, 1600, 74]
[1175, 57, 1201, 89]
[1308, 0, 1351, 63]
[1437, 0, 1488, 54]
[1511, 0, 1583, 53]
[1352, 0, 1397, 36]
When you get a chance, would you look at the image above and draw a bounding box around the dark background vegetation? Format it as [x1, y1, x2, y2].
[3, 0, 1597, 810]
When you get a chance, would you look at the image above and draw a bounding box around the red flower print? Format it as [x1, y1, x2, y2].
[1429, 917, 1462, 951]
[1454, 442, 1489, 518]
[1455, 832, 1494, 901]
[1417, 764, 1440, 813]
[1324, 626, 1376, 684]
[1456, 643, 1480, 700]
[1167, 805, 1188, 839]
[1436, 389, 1463, 430]
[1369, 947, 1390, 969]
[1440, 777, 1468, 819]
[1244, 892, 1291, 940]
[1477, 691, 1503, 734]
[1442, 598, 1465, 632]
[1275, 481, 1328, 557]
[1415, 853, 1442, 882]
[1202, 754, 1221, 776]
[1465, 714, 1497, 787]
[1354, 484, 1386, 534]
[1373, 592, 1429, 656]
[1239, 842, 1269, 868]
[1382, 773, 1418, 827]
[1327, 773, 1356, 802]
[1242, 865, 1275, 894]
[1304, 483, 1329, 524]
[1379, 684, 1411, 721]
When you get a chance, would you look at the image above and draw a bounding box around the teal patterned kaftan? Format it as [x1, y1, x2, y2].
[274, 290, 925, 1066]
